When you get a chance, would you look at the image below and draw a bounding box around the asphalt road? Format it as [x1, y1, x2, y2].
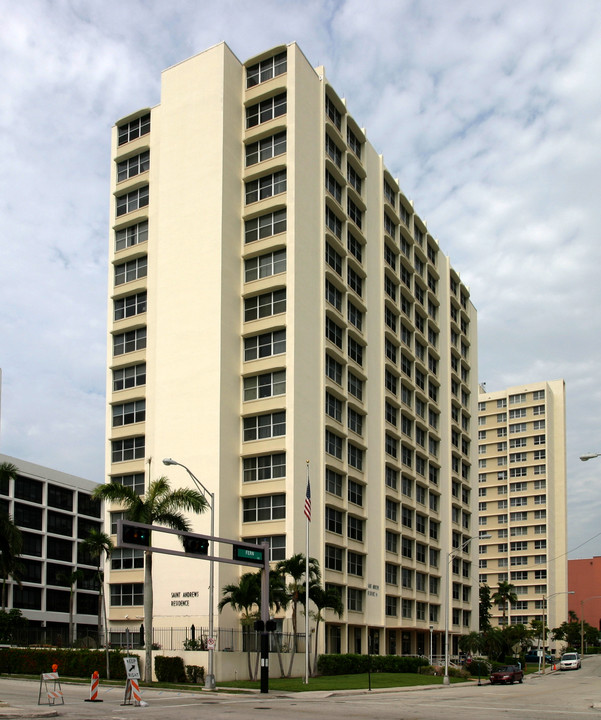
[1, 656, 600, 720]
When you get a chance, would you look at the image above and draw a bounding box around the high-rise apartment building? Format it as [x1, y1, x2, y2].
[105, 41, 478, 659]
[477, 380, 567, 631]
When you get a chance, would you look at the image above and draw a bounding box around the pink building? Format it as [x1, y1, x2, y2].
[568, 557, 601, 629]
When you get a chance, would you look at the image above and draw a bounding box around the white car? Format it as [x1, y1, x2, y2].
[559, 652, 581, 670]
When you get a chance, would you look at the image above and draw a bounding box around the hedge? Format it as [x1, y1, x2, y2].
[316, 653, 429, 675]
[154, 656, 186, 683]
[0, 648, 127, 679]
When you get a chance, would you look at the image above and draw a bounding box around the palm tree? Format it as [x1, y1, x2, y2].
[92, 476, 208, 682]
[82, 529, 114, 643]
[218, 569, 289, 680]
[276, 553, 321, 676]
[492, 580, 518, 622]
[58, 569, 84, 646]
[307, 584, 343, 675]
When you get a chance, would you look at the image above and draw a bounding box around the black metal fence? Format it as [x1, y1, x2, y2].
[0, 626, 306, 654]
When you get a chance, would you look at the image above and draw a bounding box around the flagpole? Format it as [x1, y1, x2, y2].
[304, 460, 310, 685]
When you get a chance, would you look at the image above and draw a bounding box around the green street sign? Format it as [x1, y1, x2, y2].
[233, 544, 264, 564]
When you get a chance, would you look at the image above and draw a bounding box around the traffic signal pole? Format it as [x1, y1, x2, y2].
[116, 521, 271, 693]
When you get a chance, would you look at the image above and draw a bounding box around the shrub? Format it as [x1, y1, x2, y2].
[155, 656, 186, 683]
[0, 648, 126, 678]
[185, 664, 204, 683]
[466, 660, 490, 677]
[316, 653, 429, 676]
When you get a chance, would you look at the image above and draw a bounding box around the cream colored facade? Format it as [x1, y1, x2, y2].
[477, 380, 568, 633]
[105, 41, 478, 658]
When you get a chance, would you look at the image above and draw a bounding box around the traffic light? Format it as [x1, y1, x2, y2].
[122, 524, 150, 547]
[183, 536, 209, 556]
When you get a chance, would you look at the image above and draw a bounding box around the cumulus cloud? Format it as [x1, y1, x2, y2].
[0, 0, 600, 555]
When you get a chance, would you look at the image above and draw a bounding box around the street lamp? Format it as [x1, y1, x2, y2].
[580, 453, 601, 462]
[541, 591, 574, 673]
[444, 534, 491, 685]
[580, 596, 601, 657]
[163, 458, 216, 690]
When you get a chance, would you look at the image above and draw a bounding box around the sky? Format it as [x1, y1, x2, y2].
[1, 0, 600, 560]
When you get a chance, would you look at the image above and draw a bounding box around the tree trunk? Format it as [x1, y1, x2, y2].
[144, 551, 153, 682]
[286, 601, 297, 677]
[312, 617, 321, 676]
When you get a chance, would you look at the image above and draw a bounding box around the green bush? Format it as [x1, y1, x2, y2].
[155, 656, 186, 683]
[316, 653, 429, 676]
[185, 664, 204, 683]
[466, 660, 490, 677]
[0, 648, 126, 678]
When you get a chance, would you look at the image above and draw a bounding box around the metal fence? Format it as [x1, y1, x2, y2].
[0, 626, 306, 654]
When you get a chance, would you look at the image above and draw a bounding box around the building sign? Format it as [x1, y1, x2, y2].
[367, 583, 379, 597]
[170, 590, 200, 607]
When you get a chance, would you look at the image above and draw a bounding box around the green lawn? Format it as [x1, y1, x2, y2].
[216, 672, 468, 693]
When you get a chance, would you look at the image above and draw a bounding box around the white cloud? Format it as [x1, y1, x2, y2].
[1, 0, 600, 558]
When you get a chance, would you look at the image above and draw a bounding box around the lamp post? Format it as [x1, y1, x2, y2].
[444, 534, 490, 685]
[163, 458, 216, 690]
[541, 590, 574, 673]
[580, 596, 601, 657]
[580, 453, 601, 462]
[429, 625, 434, 666]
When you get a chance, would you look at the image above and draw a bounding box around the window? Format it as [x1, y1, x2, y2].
[348, 442, 363, 470]
[244, 290, 286, 321]
[246, 92, 287, 128]
[116, 186, 149, 216]
[325, 242, 342, 275]
[533, 405, 545, 415]
[243, 412, 285, 441]
[347, 127, 362, 159]
[347, 198, 362, 229]
[244, 329, 286, 361]
[326, 469, 343, 496]
[325, 544, 343, 571]
[348, 337, 364, 366]
[245, 170, 287, 204]
[386, 499, 398, 522]
[348, 407, 364, 436]
[115, 220, 148, 251]
[110, 583, 144, 606]
[325, 133, 342, 167]
[246, 131, 286, 166]
[244, 371, 286, 401]
[243, 494, 285, 522]
[347, 267, 363, 296]
[402, 537, 413, 559]
[326, 354, 342, 385]
[117, 150, 149, 182]
[112, 548, 144, 570]
[326, 507, 343, 534]
[245, 209, 286, 243]
[347, 232, 363, 263]
[384, 179, 396, 207]
[245, 249, 286, 282]
[325, 430, 343, 459]
[347, 164, 362, 194]
[325, 170, 342, 203]
[111, 473, 145, 495]
[325, 392, 343, 422]
[348, 516, 363, 542]
[385, 563, 398, 585]
[243, 535, 286, 562]
[243, 453, 285, 482]
[509, 408, 527, 419]
[112, 436, 145, 463]
[386, 596, 399, 617]
[115, 256, 147, 286]
[118, 114, 150, 145]
[112, 400, 146, 426]
[113, 363, 146, 392]
[114, 292, 147, 321]
[348, 301, 363, 331]
[326, 206, 342, 238]
[113, 328, 146, 356]
[348, 372, 363, 401]
[386, 466, 398, 490]
[326, 317, 343, 348]
[246, 52, 287, 87]
[347, 587, 363, 612]
[386, 531, 399, 553]
[325, 95, 342, 129]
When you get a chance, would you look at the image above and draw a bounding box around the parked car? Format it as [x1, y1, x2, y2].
[524, 652, 553, 664]
[559, 652, 581, 671]
[490, 665, 524, 684]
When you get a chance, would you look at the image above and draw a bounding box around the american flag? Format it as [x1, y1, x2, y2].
[304, 479, 311, 522]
